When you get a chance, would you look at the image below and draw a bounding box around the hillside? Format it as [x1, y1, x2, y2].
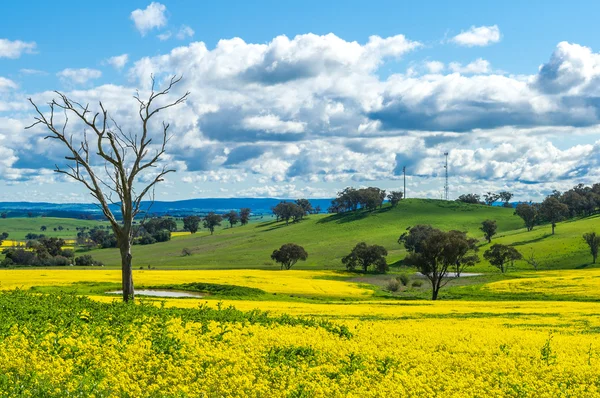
[90, 199, 525, 269]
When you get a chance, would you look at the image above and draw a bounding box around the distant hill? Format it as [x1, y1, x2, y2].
[0, 198, 334, 219]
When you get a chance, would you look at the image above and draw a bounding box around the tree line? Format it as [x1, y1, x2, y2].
[328, 187, 403, 213]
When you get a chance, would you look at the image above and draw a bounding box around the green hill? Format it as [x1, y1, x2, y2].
[90, 199, 526, 269]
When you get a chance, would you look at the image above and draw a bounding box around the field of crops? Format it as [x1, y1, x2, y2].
[1, 269, 600, 396]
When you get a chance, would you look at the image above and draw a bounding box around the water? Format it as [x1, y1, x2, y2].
[107, 289, 205, 298]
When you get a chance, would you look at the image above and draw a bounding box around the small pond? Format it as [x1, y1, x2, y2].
[107, 289, 205, 298]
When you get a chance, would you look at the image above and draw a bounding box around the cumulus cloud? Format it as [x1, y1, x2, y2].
[0, 38, 36, 58]
[57, 68, 102, 85]
[157, 31, 172, 41]
[425, 61, 445, 74]
[242, 115, 305, 134]
[449, 58, 491, 74]
[451, 25, 501, 47]
[176, 25, 195, 40]
[0, 77, 18, 91]
[130, 2, 167, 36]
[106, 54, 129, 70]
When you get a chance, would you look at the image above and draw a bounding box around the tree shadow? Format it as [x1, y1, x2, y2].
[575, 262, 594, 269]
[509, 233, 553, 247]
[317, 208, 387, 224]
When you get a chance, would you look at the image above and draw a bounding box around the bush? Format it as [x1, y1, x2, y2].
[74, 255, 103, 266]
[386, 278, 401, 292]
[49, 255, 71, 266]
[136, 233, 156, 245]
[398, 273, 410, 286]
[181, 248, 192, 256]
[411, 280, 423, 288]
[153, 229, 171, 243]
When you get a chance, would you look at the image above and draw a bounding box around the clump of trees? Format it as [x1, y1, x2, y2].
[0, 232, 8, 246]
[539, 197, 569, 235]
[272, 202, 305, 224]
[387, 191, 403, 207]
[483, 244, 522, 273]
[583, 232, 600, 264]
[398, 225, 479, 300]
[271, 243, 308, 270]
[328, 187, 389, 213]
[457, 191, 513, 207]
[74, 254, 104, 266]
[480, 220, 497, 243]
[224, 210, 240, 228]
[342, 242, 388, 273]
[1, 236, 82, 267]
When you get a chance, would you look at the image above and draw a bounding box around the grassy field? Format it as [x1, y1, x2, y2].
[0, 217, 107, 240]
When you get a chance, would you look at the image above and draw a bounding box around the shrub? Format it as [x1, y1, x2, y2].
[74, 255, 103, 266]
[153, 229, 171, 243]
[50, 255, 71, 266]
[411, 280, 423, 288]
[136, 233, 156, 245]
[398, 273, 410, 286]
[386, 278, 401, 292]
[181, 248, 192, 256]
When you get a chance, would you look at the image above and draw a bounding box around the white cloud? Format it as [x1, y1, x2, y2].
[0, 38, 36, 58]
[451, 25, 501, 47]
[0, 77, 18, 91]
[19, 68, 46, 75]
[449, 58, 491, 74]
[157, 31, 172, 41]
[176, 25, 195, 40]
[57, 68, 102, 85]
[130, 2, 167, 36]
[106, 54, 129, 70]
[242, 115, 306, 134]
[425, 61, 444, 74]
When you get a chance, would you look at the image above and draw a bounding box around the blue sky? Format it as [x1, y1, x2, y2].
[1, 1, 600, 202]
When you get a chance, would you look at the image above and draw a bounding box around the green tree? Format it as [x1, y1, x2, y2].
[484, 244, 522, 273]
[387, 191, 403, 207]
[224, 210, 240, 228]
[456, 193, 482, 205]
[203, 212, 222, 235]
[295, 199, 313, 216]
[540, 196, 569, 235]
[514, 203, 538, 231]
[342, 242, 388, 273]
[240, 208, 251, 225]
[480, 219, 497, 243]
[0, 232, 8, 246]
[183, 215, 201, 234]
[271, 243, 308, 270]
[583, 232, 600, 264]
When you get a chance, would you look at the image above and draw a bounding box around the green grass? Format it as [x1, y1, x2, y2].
[0, 217, 107, 240]
[88, 199, 524, 269]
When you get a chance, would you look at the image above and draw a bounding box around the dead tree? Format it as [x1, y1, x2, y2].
[26, 75, 189, 302]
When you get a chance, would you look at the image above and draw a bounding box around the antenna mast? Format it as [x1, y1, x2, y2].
[403, 166, 406, 199]
[443, 152, 449, 201]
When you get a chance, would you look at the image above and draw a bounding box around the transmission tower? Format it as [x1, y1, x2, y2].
[443, 152, 449, 201]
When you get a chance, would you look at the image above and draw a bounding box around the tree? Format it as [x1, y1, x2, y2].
[387, 191, 403, 207]
[498, 191, 514, 207]
[583, 232, 600, 264]
[240, 208, 251, 225]
[224, 210, 240, 228]
[295, 199, 313, 216]
[456, 193, 482, 205]
[480, 219, 497, 243]
[483, 192, 500, 206]
[273, 202, 304, 225]
[399, 225, 479, 299]
[540, 196, 569, 235]
[514, 203, 538, 231]
[0, 213, 6, 219]
[40, 226, 47, 232]
[271, 243, 308, 270]
[342, 242, 388, 273]
[183, 215, 201, 234]
[484, 244, 522, 273]
[27, 75, 189, 302]
[0, 232, 8, 246]
[203, 212, 222, 235]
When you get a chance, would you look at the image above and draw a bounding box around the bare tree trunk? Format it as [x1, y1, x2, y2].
[120, 242, 134, 302]
[552, 223, 555, 235]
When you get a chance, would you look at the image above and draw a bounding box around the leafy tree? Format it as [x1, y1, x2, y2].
[40, 226, 47, 232]
[456, 193, 482, 205]
[295, 199, 313, 216]
[0, 232, 8, 246]
[271, 243, 308, 270]
[399, 225, 479, 299]
[480, 219, 497, 243]
[142, 217, 177, 234]
[224, 210, 240, 228]
[583, 232, 600, 264]
[342, 242, 388, 273]
[514, 203, 538, 231]
[203, 212, 222, 235]
[498, 191, 514, 207]
[484, 244, 522, 273]
[387, 191, 403, 207]
[540, 196, 569, 235]
[273, 202, 304, 225]
[240, 208, 251, 225]
[0, 212, 6, 219]
[89, 228, 118, 248]
[74, 254, 103, 266]
[28, 76, 189, 302]
[483, 192, 500, 206]
[183, 215, 201, 234]
[314, 205, 321, 214]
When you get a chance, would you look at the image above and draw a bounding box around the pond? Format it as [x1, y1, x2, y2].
[107, 289, 205, 298]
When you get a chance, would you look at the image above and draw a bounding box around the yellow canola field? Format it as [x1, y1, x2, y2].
[0, 269, 372, 298]
[486, 268, 600, 300]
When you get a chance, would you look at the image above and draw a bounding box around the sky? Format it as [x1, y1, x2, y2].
[1, 0, 600, 203]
